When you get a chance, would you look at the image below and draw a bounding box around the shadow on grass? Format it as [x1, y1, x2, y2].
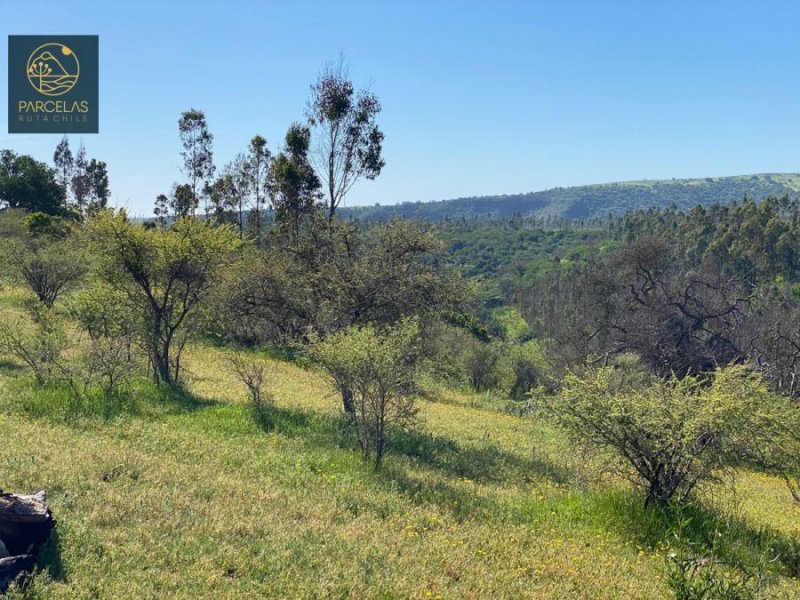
[8, 377, 221, 424]
[148, 383, 220, 414]
[586, 488, 800, 576]
[251, 402, 359, 452]
[248, 401, 572, 525]
[377, 463, 512, 521]
[37, 527, 66, 582]
[252, 402, 570, 487]
[0, 359, 23, 376]
[391, 427, 573, 485]
[197, 335, 307, 365]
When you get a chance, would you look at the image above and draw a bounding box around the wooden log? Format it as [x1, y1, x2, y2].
[0, 491, 49, 523]
[0, 490, 54, 557]
[0, 490, 54, 593]
[0, 555, 35, 594]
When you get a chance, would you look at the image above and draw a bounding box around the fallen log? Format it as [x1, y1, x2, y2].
[0, 490, 54, 594]
[0, 556, 35, 594]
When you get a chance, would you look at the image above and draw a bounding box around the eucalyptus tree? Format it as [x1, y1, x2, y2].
[178, 108, 215, 217]
[267, 123, 320, 238]
[247, 135, 270, 238]
[86, 159, 110, 213]
[70, 143, 90, 213]
[53, 135, 73, 198]
[153, 193, 169, 226]
[307, 59, 385, 221]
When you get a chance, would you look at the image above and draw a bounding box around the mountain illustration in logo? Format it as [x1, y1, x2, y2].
[26, 43, 80, 96]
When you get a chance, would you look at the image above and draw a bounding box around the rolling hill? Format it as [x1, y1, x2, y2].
[340, 173, 800, 222]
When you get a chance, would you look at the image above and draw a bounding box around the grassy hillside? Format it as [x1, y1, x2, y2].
[2, 287, 800, 598]
[340, 173, 800, 222]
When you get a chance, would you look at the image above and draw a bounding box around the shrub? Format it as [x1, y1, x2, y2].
[543, 362, 785, 506]
[229, 354, 273, 428]
[0, 303, 67, 384]
[465, 341, 502, 392]
[69, 284, 141, 403]
[89, 211, 240, 385]
[313, 318, 421, 466]
[508, 342, 550, 401]
[5, 236, 86, 308]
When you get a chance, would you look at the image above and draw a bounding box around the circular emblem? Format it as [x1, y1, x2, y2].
[26, 43, 80, 96]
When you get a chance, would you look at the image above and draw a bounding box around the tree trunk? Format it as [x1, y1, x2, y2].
[341, 388, 355, 415]
[152, 349, 172, 385]
[0, 490, 54, 593]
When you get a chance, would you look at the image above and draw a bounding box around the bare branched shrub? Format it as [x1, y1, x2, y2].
[0, 303, 67, 384]
[6, 237, 86, 308]
[85, 337, 137, 399]
[229, 354, 273, 427]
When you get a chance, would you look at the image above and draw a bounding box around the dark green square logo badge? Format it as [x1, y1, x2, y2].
[8, 35, 99, 134]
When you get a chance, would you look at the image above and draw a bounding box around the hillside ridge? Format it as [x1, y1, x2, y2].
[340, 172, 800, 222]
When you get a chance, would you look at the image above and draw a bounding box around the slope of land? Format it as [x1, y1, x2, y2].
[1, 288, 799, 598]
[341, 173, 800, 222]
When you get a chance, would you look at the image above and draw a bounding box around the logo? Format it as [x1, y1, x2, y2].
[26, 43, 80, 96]
[8, 35, 99, 134]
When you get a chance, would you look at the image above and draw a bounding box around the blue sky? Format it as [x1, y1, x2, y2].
[1, 0, 799, 216]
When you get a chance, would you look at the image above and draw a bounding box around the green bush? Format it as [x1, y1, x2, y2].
[5, 236, 86, 308]
[543, 362, 796, 506]
[466, 341, 503, 392]
[0, 302, 68, 384]
[312, 318, 421, 466]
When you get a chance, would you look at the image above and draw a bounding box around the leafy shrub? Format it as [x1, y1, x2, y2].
[313, 318, 420, 466]
[0, 302, 67, 384]
[24, 211, 66, 237]
[466, 341, 502, 392]
[508, 341, 551, 401]
[5, 236, 85, 308]
[89, 211, 240, 384]
[543, 362, 790, 506]
[69, 284, 140, 403]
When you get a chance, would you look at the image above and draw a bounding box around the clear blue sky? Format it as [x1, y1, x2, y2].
[2, 0, 799, 216]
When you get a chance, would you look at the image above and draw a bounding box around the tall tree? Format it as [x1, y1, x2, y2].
[171, 183, 196, 218]
[227, 154, 250, 237]
[307, 59, 385, 220]
[153, 193, 169, 226]
[267, 123, 321, 238]
[247, 135, 270, 237]
[207, 154, 252, 231]
[53, 136, 73, 199]
[86, 159, 110, 213]
[70, 143, 90, 213]
[0, 150, 66, 215]
[178, 109, 215, 217]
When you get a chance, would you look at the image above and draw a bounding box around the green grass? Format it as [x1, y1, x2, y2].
[2, 302, 800, 597]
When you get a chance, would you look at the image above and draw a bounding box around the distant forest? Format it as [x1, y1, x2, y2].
[340, 173, 800, 222]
